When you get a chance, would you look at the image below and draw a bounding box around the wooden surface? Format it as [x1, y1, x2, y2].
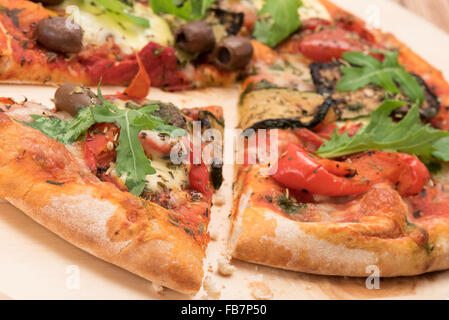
[1, 0, 449, 301]
[390, 0, 449, 33]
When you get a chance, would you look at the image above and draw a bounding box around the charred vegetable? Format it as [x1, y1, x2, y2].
[209, 8, 244, 36]
[148, 101, 187, 128]
[239, 88, 339, 131]
[310, 61, 440, 120]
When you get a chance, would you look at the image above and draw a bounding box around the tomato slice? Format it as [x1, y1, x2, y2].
[83, 123, 120, 171]
[298, 27, 379, 62]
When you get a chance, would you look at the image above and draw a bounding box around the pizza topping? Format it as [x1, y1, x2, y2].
[36, 17, 83, 54]
[214, 36, 254, 71]
[274, 143, 430, 197]
[58, 1, 171, 55]
[316, 100, 449, 162]
[276, 193, 307, 215]
[152, 101, 187, 128]
[210, 158, 223, 190]
[23, 87, 182, 195]
[310, 60, 440, 121]
[273, 143, 371, 197]
[238, 88, 338, 131]
[252, 0, 303, 48]
[54, 84, 101, 117]
[336, 51, 425, 106]
[297, 27, 376, 62]
[175, 21, 216, 54]
[150, 0, 214, 21]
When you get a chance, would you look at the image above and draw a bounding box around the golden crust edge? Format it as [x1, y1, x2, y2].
[0, 114, 205, 295]
[229, 189, 449, 277]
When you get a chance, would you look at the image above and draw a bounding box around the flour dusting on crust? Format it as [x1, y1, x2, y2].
[263, 209, 378, 269]
[42, 193, 131, 253]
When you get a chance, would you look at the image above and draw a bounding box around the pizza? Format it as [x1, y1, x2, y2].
[1, 0, 449, 297]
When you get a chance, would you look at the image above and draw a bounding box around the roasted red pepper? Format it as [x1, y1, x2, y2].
[273, 144, 429, 197]
[298, 27, 381, 62]
[273, 143, 370, 196]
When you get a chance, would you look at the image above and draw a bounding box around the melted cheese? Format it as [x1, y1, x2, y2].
[251, 0, 331, 21]
[298, 0, 331, 21]
[61, 0, 174, 54]
[145, 157, 189, 194]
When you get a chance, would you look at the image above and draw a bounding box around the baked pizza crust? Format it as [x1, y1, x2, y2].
[229, 167, 449, 277]
[0, 113, 204, 295]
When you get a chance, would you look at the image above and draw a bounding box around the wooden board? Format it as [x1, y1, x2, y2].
[1, 0, 449, 300]
[389, 0, 449, 33]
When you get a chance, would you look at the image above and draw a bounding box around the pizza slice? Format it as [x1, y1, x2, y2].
[0, 83, 224, 295]
[229, 0, 449, 277]
[0, 0, 254, 90]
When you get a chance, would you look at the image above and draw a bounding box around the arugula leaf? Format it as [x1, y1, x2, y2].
[253, 0, 303, 48]
[316, 100, 449, 161]
[25, 108, 95, 144]
[336, 50, 424, 105]
[82, 0, 150, 28]
[149, 0, 214, 21]
[22, 87, 183, 196]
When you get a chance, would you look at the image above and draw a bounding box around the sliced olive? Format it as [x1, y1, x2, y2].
[31, 0, 64, 5]
[55, 84, 100, 116]
[214, 36, 253, 71]
[36, 17, 83, 54]
[175, 21, 215, 54]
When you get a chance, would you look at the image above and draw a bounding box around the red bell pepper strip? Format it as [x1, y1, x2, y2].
[273, 144, 430, 197]
[273, 143, 370, 196]
[298, 27, 382, 62]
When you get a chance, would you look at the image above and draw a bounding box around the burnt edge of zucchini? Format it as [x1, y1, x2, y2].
[198, 110, 225, 128]
[209, 8, 244, 36]
[309, 62, 441, 120]
[244, 96, 337, 132]
[309, 61, 343, 95]
[240, 80, 283, 103]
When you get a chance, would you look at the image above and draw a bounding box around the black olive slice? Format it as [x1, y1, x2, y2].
[214, 36, 253, 71]
[175, 21, 215, 54]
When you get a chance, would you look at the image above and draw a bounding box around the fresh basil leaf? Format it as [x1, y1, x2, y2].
[336, 50, 424, 105]
[253, 0, 303, 48]
[150, 0, 214, 21]
[317, 100, 449, 161]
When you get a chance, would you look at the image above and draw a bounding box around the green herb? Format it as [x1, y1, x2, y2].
[22, 85, 184, 196]
[83, 0, 150, 28]
[150, 0, 214, 21]
[253, 0, 303, 48]
[25, 108, 96, 144]
[317, 100, 449, 161]
[276, 194, 306, 215]
[336, 50, 424, 105]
